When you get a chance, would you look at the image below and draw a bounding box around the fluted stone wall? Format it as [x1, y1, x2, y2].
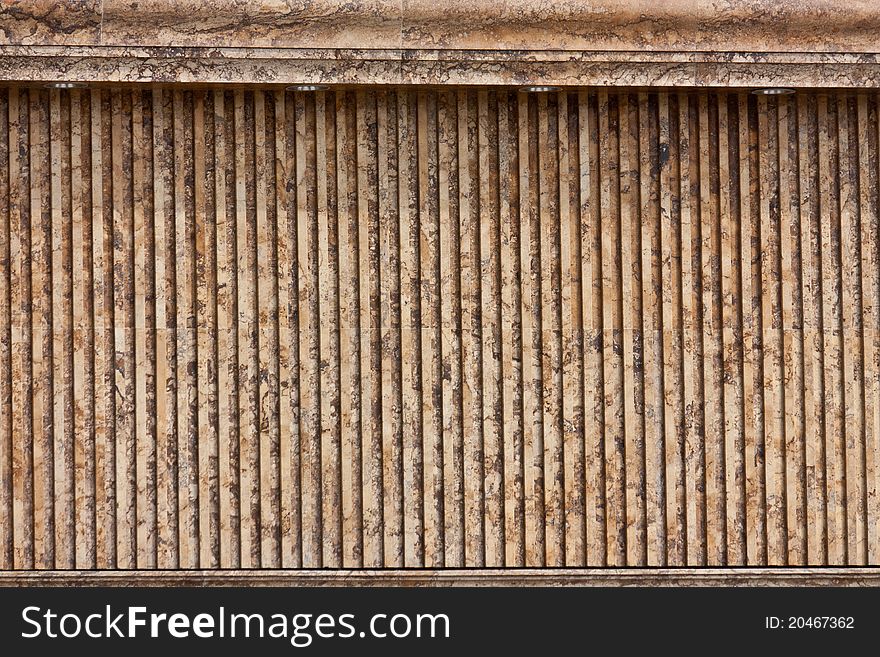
[1, 86, 879, 571]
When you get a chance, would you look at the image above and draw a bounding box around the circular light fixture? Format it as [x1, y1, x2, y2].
[287, 84, 329, 92]
[520, 85, 562, 93]
[46, 82, 88, 89]
[750, 88, 796, 96]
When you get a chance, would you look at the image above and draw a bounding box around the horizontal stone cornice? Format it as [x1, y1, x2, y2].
[0, 44, 879, 87]
[2, 2, 880, 86]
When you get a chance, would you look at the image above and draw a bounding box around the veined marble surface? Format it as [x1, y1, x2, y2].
[0, 1, 879, 85]
[1, 1, 879, 52]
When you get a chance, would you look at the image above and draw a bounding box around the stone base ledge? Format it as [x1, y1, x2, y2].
[1, 568, 878, 587]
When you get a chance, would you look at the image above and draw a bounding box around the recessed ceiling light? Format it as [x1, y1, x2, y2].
[520, 85, 562, 93]
[751, 88, 796, 96]
[287, 84, 329, 92]
[46, 82, 88, 89]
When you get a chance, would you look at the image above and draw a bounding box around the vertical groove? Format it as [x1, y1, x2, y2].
[660, 92, 685, 565]
[561, 90, 585, 567]
[403, 90, 425, 567]
[820, 94, 846, 565]
[862, 93, 880, 566]
[439, 90, 462, 566]
[742, 92, 767, 565]
[255, 90, 280, 567]
[99, 88, 117, 569]
[356, 90, 383, 568]
[680, 92, 706, 566]
[858, 94, 880, 564]
[319, 91, 343, 568]
[599, 91, 626, 567]
[757, 94, 787, 565]
[152, 88, 177, 569]
[841, 94, 867, 565]
[31, 88, 53, 569]
[583, 91, 607, 567]
[338, 90, 362, 568]
[620, 92, 646, 566]
[50, 89, 74, 569]
[779, 93, 807, 565]
[233, 91, 249, 566]
[500, 90, 525, 566]
[296, 90, 322, 568]
[700, 92, 726, 566]
[404, 91, 425, 566]
[281, 90, 301, 569]
[799, 93, 828, 564]
[378, 90, 402, 568]
[274, 89, 295, 569]
[720, 93, 746, 565]
[132, 90, 156, 569]
[73, 89, 97, 569]
[480, 90, 505, 568]
[215, 89, 240, 568]
[420, 88, 444, 569]
[173, 91, 199, 568]
[111, 90, 136, 569]
[539, 92, 564, 567]
[0, 88, 10, 569]
[641, 92, 667, 566]
[195, 91, 219, 569]
[10, 87, 34, 569]
[460, 89, 485, 567]
[521, 92, 545, 566]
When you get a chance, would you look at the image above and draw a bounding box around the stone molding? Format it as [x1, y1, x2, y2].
[3, 569, 880, 587]
[1, 1, 879, 86]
